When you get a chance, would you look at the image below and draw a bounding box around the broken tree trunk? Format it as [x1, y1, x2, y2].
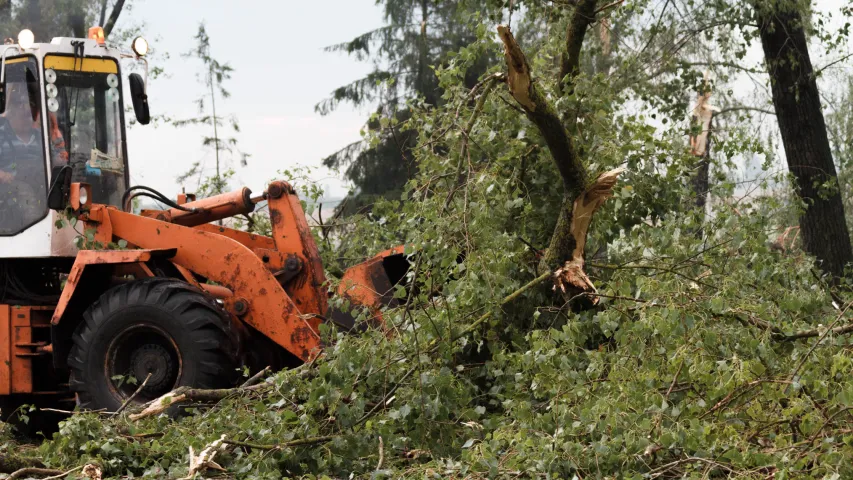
[498, 6, 624, 304]
[689, 73, 717, 215]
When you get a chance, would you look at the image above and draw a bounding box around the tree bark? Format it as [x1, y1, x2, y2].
[560, 0, 598, 83]
[99, 0, 109, 27]
[0, 455, 45, 474]
[21, 0, 43, 42]
[756, 4, 853, 279]
[691, 125, 710, 210]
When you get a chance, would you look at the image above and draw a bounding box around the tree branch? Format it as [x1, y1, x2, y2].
[223, 435, 338, 451]
[716, 106, 775, 116]
[497, 25, 587, 196]
[129, 383, 269, 421]
[561, 0, 599, 82]
[103, 0, 127, 35]
[113, 372, 152, 416]
[497, 18, 623, 298]
[99, 0, 108, 27]
[7, 468, 65, 480]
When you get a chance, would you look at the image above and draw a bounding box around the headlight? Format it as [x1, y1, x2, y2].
[17, 29, 34, 49]
[132, 36, 149, 57]
[70, 182, 92, 211]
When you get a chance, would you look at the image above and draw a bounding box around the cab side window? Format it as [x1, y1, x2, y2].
[0, 58, 47, 235]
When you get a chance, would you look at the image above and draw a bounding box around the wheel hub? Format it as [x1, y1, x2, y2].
[129, 343, 175, 393]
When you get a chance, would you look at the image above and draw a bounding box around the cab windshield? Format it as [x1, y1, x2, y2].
[45, 56, 126, 207]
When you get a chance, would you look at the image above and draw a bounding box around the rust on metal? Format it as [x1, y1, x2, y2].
[103, 209, 322, 361]
[166, 188, 255, 227]
[332, 246, 409, 331]
[195, 224, 276, 251]
[267, 181, 328, 316]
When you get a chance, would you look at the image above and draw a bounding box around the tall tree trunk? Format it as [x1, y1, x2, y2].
[68, 5, 87, 39]
[691, 125, 710, 210]
[22, 0, 43, 42]
[99, 0, 109, 27]
[756, 4, 853, 279]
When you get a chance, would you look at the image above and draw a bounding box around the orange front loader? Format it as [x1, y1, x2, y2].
[6, 179, 408, 412]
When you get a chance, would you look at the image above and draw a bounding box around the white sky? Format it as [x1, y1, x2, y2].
[120, 0, 384, 202]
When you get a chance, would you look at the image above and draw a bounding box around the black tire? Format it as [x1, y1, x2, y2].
[68, 278, 241, 412]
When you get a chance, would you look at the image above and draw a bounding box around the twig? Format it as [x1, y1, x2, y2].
[41, 466, 83, 480]
[442, 271, 552, 349]
[701, 380, 791, 418]
[223, 435, 338, 451]
[240, 366, 271, 388]
[782, 318, 853, 341]
[113, 372, 152, 416]
[40, 408, 108, 416]
[7, 468, 65, 480]
[648, 457, 734, 477]
[807, 407, 853, 445]
[375, 436, 384, 471]
[594, 0, 624, 14]
[787, 302, 853, 388]
[356, 366, 417, 426]
[443, 78, 500, 212]
[665, 360, 684, 400]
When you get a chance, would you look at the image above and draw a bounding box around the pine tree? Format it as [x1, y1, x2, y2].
[318, 0, 493, 215]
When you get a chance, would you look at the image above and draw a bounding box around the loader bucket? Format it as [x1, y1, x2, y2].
[329, 247, 410, 332]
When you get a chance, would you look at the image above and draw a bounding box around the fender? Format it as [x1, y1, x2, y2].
[50, 248, 177, 370]
[51, 248, 178, 326]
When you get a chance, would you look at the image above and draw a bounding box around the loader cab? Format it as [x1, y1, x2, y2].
[0, 29, 148, 257]
[43, 53, 128, 208]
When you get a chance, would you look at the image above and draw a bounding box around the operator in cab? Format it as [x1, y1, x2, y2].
[0, 61, 66, 235]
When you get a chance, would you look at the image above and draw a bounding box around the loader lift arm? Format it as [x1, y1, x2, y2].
[53, 181, 329, 362]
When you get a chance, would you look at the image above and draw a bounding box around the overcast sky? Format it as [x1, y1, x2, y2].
[120, 0, 384, 202]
